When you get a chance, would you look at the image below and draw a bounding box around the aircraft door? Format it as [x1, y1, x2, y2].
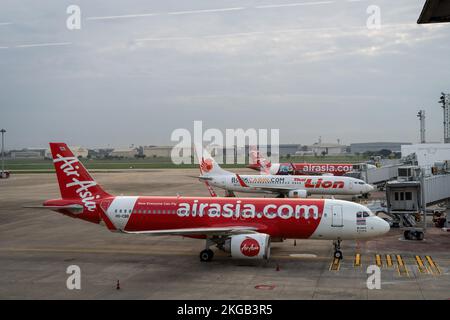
[331, 205, 343, 227]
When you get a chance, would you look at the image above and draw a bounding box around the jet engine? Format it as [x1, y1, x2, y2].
[287, 189, 308, 198]
[223, 233, 271, 260]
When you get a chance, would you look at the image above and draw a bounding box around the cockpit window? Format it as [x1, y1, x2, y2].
[356, 212, 362, 218]
[363, 212, 370, 218]
[359, 182, 365, 185]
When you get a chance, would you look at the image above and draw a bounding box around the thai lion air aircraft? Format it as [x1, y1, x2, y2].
[29, 143, 389, 261]
[248, 148, 376, 176]
[196, 145, 374, 198]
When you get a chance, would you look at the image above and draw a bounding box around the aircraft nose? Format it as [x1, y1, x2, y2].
[366, 184, 375, 193]
[375, 217, 390, 235]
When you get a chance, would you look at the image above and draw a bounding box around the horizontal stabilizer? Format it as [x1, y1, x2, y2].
[24, 204, 84, 214]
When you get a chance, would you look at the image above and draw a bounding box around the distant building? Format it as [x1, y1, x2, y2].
[278, 144, 301, 157]
[402, 143, 450, 168]
[109, 147, 138, 158]
[309, 143, 347, 156]
[10, 149, 44, 159]
[142, 146, 172, 158]
[88, 148, 114, 159]
[45, 146, 88, 159]
[351, 142, 411, 154]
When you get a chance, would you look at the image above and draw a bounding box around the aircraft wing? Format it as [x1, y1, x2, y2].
[254, 187, 293, 194]
[123, 226, 258, 236]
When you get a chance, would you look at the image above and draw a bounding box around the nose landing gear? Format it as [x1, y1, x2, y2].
[333, 240, 343, 260]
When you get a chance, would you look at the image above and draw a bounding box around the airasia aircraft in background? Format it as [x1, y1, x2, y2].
[248, 149, 376, 176]
[196, 145, 374, 198]
[27, 143, 389, 261]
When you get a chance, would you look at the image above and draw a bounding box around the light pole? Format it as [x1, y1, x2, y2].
[1, 129, 5, 176]
[417, 110, 426, 144]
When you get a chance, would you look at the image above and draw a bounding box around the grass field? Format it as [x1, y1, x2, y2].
[3, 155, 370, 173]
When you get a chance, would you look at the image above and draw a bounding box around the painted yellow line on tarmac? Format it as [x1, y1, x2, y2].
[329, 258, 340, 271]
[415, 255, 427, 274]
[396, 255, 409, 277]
[386, 254, 393, 267]
[354, 253, 361, 267]
[375, 254, 383, 268]
[425, 256, 441, 275]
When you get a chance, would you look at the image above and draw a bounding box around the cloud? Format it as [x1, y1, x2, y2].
[1, 0, 449, 148]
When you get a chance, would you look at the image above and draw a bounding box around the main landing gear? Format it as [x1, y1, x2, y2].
[200, 239, 215, 262]
[224, 190, 236, 197]
[199, 249, 214, 262]
[333, 240, 343, 260]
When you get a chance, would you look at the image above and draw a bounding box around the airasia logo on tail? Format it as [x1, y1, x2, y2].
[54, 154, 98, 211]
[240, 237, 260, 257]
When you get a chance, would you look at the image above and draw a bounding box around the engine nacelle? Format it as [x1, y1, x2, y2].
[224, 233, 271, 260]
[287, 189, 308, 198]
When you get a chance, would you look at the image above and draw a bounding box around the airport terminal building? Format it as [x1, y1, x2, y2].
[350, 142, 411, 154]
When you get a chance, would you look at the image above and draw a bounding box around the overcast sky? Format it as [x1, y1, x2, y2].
[0, 0, 449, 149]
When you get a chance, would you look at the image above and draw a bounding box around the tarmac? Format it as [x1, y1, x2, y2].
[0, 169, 449, 299]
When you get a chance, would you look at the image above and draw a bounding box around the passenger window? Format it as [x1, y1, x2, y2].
[119, 209, 122, 213]
[115, 209, 117, 213]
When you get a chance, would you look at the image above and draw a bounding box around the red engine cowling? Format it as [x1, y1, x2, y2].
[224, 233, 271, 260]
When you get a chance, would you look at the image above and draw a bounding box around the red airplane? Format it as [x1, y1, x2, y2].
[248, 149, 375, 176]
[28, 143, 389, 262]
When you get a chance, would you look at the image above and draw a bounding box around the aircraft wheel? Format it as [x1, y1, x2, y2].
[404, 230, 411, 240]
[417, 231, 424, 241]
[334, 250, 343, 260]
[200, 249, 214, 262]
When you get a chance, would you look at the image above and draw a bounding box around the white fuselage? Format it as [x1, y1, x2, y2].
[208, 174, 374, 196]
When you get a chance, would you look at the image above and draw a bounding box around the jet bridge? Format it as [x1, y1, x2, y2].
[383, 165, 450, 239]
[345, 160, 405, 187]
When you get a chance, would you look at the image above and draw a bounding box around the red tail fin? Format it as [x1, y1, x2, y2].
[49, 143, 111, 201]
